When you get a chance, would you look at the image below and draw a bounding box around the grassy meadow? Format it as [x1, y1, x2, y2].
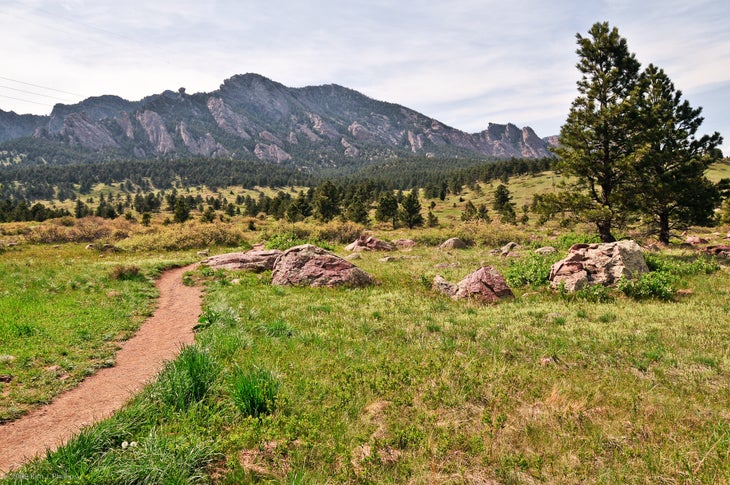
[1, 173, 730, 483]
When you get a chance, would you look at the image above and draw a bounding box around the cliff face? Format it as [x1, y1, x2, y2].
[0, 73, 554, 166]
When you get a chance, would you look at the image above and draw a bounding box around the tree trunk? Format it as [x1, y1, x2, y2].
[597, 220, 616, 243]
[658, 212, 670, 245]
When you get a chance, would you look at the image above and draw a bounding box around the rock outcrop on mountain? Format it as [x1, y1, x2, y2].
[0, 73, 554, 166]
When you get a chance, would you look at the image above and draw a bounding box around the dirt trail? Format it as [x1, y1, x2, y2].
[0, 265, 201, 475]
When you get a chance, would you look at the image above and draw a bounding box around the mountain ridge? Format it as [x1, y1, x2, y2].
[0, 73, 554, 167]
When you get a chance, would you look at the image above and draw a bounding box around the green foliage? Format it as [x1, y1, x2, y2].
[561, 282, 616, 303]
[555, 232, 602, 250]
[153, 345, 219, 410]
[229, 366, 280, 418]
[644, 253, 721, 276]
[554, 22, 641, 242]
[627, 64, 722, 243]
[618, 272, 675, 301]
[264, 232, 332, 251]
[398, 190, 424, 229]
[504, 253, 557, 288]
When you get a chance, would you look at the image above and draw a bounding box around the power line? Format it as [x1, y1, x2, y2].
[0, 94, 53, 108]
[0, 76, 83, 97]
[0, 84, 76, 103]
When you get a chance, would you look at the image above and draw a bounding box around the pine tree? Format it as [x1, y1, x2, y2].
[554, 22, 641, 242]
[627, 64, 722, 243]
[399, 190, 424, 229]
[376, 192, 399, 229]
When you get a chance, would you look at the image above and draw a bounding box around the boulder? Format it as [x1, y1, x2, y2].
[686, 236, 709, 245]
[272, 244, 374, 288]
[345, 235, 395, 252]
[704, 245, 730, 257]
[549, 240, 649, 292]
[501, 242, 519, 255]
[439, 237, 468, 250]
[393, 239, 416, 249]
[203, 249, 283, 272]
[534, 246, 557, 256]
[433, 266, 513, 304]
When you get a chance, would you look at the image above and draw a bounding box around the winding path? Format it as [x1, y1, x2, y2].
[0, 265, 202, 475]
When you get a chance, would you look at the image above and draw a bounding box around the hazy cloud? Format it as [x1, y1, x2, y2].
[1, 0, 728, 146]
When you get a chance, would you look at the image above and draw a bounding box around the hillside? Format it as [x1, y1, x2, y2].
[0, 74, 553, 167]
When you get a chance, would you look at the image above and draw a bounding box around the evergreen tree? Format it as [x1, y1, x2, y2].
[376, 192, 399, 229]
[399, 190, 424, 229]
[554, 22, 641, 242]
[627, 64, 723, 243]
[461, 200, 477, 222]
[173, 198, 190, 223]
[476, 203, 491, 224]
[345, 195, 370, 225]
[313, 180, 340, 222]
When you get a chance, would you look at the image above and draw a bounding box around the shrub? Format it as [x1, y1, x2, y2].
[120, 221, 247, 251]
[560, 283, 615, 303]
[312, 220, 365, 244]
[618, 272, 675, 301]
[230, 366, 280, 418]
[644, 253, 720, 276]
[110, 265, 144, 281]
[264, 231, 332, 251]
[504, 253, 557, 288]
[554, 232, 602, 250]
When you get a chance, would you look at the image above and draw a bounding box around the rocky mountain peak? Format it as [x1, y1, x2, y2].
[0, 74, 555, 166]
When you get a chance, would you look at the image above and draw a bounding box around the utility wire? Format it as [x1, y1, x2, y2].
[0, 76, 83, 97]
[0, 94, 53, 108]
[0, 84, 76, 103]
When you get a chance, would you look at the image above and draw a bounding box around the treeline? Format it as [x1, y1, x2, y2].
[345, 156, 553, 189]
[0, 158, 313, 201]
[0, 199, 70, 223]
[0, 156, 556, 224]
[0, 155, 553, 202]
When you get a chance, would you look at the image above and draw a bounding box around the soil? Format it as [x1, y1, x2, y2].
[0, 265, 202, 475]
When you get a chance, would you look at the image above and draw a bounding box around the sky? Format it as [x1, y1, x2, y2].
[1, 0, 729, 150]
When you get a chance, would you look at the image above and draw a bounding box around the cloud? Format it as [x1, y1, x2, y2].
[0, 0, 728, 148]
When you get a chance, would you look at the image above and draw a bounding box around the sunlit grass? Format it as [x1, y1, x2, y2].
[3, 231, 730, 483]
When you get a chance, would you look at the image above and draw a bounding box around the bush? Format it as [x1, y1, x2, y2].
[560, 283, 615, 303]
[618, 272, 675, 301]
[264, 231, 333, 251]
[644, 253, 720, 276]
[230, 366, 280, 418]
[110, 265, 144, 281]
[555, 232, 602, 250]
[120, 221, 247, 251]
[504, 253, 557, 288]
[312, 220, 365, 244]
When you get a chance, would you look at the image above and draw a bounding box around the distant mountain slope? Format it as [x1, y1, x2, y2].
[0, 73, 553, 167]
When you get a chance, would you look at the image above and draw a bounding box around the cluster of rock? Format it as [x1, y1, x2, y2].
[205, 244, 373, 288]
[548, 240, 648, 292]
[203, 237, 653, 302]
[432, 267, 514, 304]
[271, 245, 374, 287]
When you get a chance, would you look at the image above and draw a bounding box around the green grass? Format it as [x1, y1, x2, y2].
[0, 244, 192, 422]
[4, 242, 729, 483]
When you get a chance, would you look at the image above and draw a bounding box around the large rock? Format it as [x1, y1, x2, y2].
[549, 240, 649, 292]
[203, 249, 283, 272]
[345, 235, 395, 252]
[433, 266, 513, 304]
[439, 237, 468, 250]
[272, 244, 374, 288]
